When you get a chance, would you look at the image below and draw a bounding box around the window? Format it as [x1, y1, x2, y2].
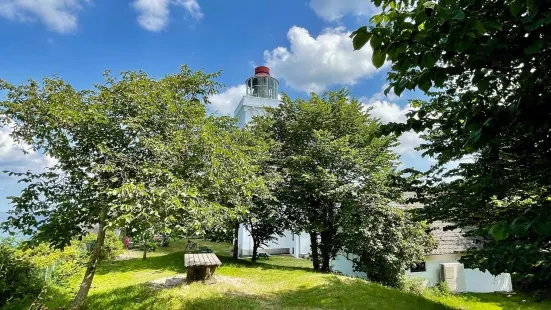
[292, 234, 295, 241]
[411, 262, 426, 272]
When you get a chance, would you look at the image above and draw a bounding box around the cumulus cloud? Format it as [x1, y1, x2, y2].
[0, 0, 89, 33]
[264, 26, 382, 93]
[133, 0, 203, 32]
[361, 91, 424, 157]
[0, 126, 56, 176]
[209, 85, 246, 116]
[309, 0, 377, 22]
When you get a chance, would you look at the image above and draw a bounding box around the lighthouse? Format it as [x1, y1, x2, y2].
[234, 66, 280, 127]
[235, 67, 312, 258]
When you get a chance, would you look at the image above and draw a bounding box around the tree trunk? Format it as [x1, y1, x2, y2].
[67, 212, 107, 310]
[320, 230, 332, 273]
[142, 234, 147, 260]
[232, 222, 239, 259]
[252, 239, 259, 262]
[309, 232, 320, 271]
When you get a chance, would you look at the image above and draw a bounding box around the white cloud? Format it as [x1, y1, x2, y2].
[175, 0, 202, 20]
[264, 26, 382, 93]
[209, 85, 246, 116]
[0, 126, 56, 175]
[309, 0, 377, 22]
[0, 0, 89, 33]
[361, 96, 424, 157]
[133, 0, 203, 32]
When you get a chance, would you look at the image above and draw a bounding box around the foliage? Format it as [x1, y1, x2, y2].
[0, 66, 258, 307]
[351, 0, 551, 295]
[82, 231, 124, 260]
[251, 89, 427, 274]
[18, 241, 86, 286]
[431, 281, 451, 297]
[36, 239, 551, 310]
[0, 238, 44, 308]
[239, 126, 287, 261]
[343, 206, 435, 287]
[399, 275, 426, 296]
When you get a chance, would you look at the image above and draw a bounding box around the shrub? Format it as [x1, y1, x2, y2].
[399, 276, 426, 296]
[0, 238, 44, 308]
[82, 230, 124, 259]
[430, 281, 451, 297]
[17, 242, 87, 286]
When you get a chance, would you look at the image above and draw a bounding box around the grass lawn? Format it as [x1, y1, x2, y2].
[37, 239, 549, 310]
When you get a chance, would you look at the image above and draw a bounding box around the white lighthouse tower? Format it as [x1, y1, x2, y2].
[234, 66, 311, 258]
[234, 66, 280, 128]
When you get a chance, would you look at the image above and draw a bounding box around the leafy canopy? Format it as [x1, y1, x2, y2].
[351, 0, 551, 294]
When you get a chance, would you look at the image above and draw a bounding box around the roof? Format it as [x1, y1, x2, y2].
[430, 222, 478, 255]
[394, 193, 478, 256]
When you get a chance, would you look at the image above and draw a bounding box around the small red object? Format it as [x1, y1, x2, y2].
[255, 66, 270, 76]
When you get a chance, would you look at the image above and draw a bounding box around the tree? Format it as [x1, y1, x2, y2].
[253, 90, 412, 273]
[0, 67, 251, 308]
[240, 126, 286, 262]
[342, 201, 435, 287]
[350, 0, 551, 295]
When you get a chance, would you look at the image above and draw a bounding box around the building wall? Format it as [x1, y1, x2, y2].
[333, 253, 513, 293]
[237, 224, 311, 257]
[234, 96, 280, 128]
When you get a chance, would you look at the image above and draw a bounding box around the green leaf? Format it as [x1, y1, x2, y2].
[510, 0, 524, 16]
[510, 217, 532, 235]
[524, 38, 543, 54]
[370, 34, 383, 49]
[423, 1, 436, 9]
[418, 76, 432, 92]
[476, 78, 490, 92]
[351, 29, 371, 51]
[451, 9, 465, 21]
[372, 49, 386, 69]
[433, 69, 446, 87]
[421, 53, 436, 69]
[394, 79, 408, 96]
[532, 220, 551, 236]
[469, 19, 486, 36]
[489, 221, 510, 241]
[389, 1, 396, 9]
[525, 18, 544, 31]
[482, 20, 502, 31]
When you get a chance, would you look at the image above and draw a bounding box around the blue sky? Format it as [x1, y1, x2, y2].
[0, 0, 431, 212]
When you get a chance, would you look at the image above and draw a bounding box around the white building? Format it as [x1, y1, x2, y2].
[333, 222, 513, 293]
[234, 66, 312, 258]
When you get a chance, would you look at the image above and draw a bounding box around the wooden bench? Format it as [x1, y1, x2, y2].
[258, 252, 271, 259]
[198, 246, 213, 253]
[184, 253, 222, 283]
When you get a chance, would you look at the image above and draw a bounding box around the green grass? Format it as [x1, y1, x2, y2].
[36, 239, 550, 310]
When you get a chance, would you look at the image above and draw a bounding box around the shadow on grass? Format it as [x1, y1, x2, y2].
[218, 255, 316, 273]
[84, 276, 456, 310]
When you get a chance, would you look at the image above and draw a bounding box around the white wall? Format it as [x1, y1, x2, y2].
[234, 96, 280, 128]
[237, 226, 312, 257]
[464, 268, 512, 293]
[406, 254, 465, 288]
[333, 253, 513, 293]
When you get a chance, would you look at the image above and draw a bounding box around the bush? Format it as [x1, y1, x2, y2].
[17, 242, 87, 286]
[399, 276, 426, 296]
[430, 281, 451, 297]
[82, 230, 124, 259]
[0, 238, 44, 308]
